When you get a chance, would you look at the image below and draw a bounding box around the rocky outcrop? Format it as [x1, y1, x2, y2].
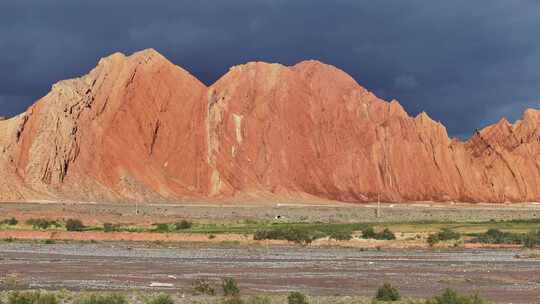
[0, 49, 539, 203]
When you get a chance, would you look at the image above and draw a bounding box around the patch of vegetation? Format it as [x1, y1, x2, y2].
[247, 295, 271, 304]
[222, 278, 240, 297]
[193, 278, 216, 295]
[374, 282, 401, 302]
[7, 291, 58, 304]
[288, 292, 308, 304]
[469, 228, 540, 248]
[426, 288, 490, 304]
[66, 219, 85, 231]
[1, 217, 18, 226]
[362, 227, 396, 240]
[221, 298, 243, 304]
[254, 227, 318, 244]
[253, 222, 365, 244]
[75, 293, 127, 304]
[144, 294, 174, 304]
[102, 223, 122, 232]
[328, 230, 353, 241]
[428, 228, 461, 246]
[25, 219, 61, 230]
[154, 223, 171, 232]
[361, 227, 377, 239]
[174, 220, 193, 230]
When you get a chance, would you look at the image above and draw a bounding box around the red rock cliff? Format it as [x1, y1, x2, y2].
[0, 49, 539, 203]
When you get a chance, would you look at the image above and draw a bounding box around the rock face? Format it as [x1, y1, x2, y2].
[1, 49, 539, 203]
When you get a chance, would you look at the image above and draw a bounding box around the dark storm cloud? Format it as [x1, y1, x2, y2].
[1, 0, 540, 137]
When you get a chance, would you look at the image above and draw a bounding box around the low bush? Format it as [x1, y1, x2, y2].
[103, 223, 115, 232]
[222, 278, 240, 297]
[76, 293, 127, 304]
[361, 227, 377, 239]
[7, 291, 58, 304]
[193, 278, 215, 295]
[154, 223, 171, 232]
[470, 229, 540, 248]
[144, 294, 174, 304]
[426, 288, 490, 304]
[174, 220, 192, 230]
[25, 219, 60, 230]
[361, 227, 396, 240]
[374, 282, 401, 301]
[253, 227, 316, 244]
[65, 219, 85, 231]
[287, 292, 308, 304]
[1, 217, 18, 226]
[428, 228, 461, 246]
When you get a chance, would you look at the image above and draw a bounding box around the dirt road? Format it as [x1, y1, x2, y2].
[1, 242, 539, 303]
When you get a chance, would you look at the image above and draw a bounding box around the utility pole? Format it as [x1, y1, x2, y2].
[376, 193, 381, 218]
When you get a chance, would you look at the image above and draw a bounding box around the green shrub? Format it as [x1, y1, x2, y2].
[437, 228, 461, 241]
[193, 279, 215, 295]
[155, 223, 171, 232]
[361, 227, 377, 239]
[428, 228, 461, 246]
[76, 293, 127, 304]
[25, 219, 60, 230]
[523, 230, 540, 248]
[8, 291, 58, 304]
[361, 227, 396, 240]
[66, 219, 85, 231]
[174, 220, 193, 230]
[287, 292, 308, 304]
[253, 227, 315, 244]
[426, 288, 490, 304]
[427, 234, 439, 247]
[1, 217, 18, 226]
[470, 229, 540, 248]
[222, 278, 240, 297]
[375, 282, 401, 301]
[103, 223, 114, 232]
[144, 294, 174, 304]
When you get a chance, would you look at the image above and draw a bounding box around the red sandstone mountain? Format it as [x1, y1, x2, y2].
[0, 49, 539, 203]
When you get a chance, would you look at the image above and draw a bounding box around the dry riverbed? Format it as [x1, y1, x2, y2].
[1, 242, 540, 303]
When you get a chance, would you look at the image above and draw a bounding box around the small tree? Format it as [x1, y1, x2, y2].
[288, 292, 308, 304]
[66, 219, 85, 231]
[222, 278, 240, 297]
[375, 282, 401, 301]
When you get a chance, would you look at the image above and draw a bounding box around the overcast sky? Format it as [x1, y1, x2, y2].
[1, 0, 539, 137]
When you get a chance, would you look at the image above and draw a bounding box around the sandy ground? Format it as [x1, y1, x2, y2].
[1, 242, 539, 304]
[2, 201, 540, 225]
